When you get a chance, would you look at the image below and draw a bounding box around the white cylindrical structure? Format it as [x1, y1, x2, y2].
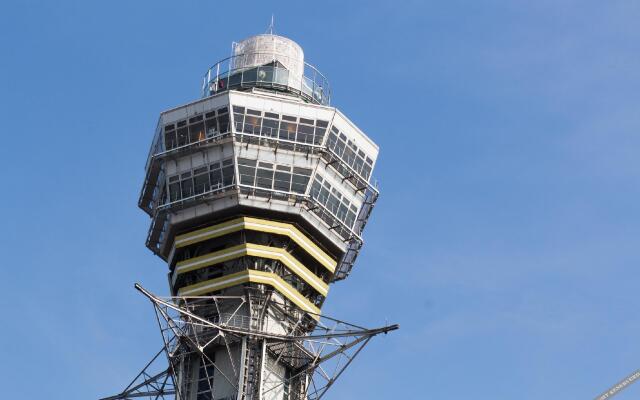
[231, 34, 304, 88]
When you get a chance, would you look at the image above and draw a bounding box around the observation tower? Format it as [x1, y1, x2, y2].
[102, 32, 397, 400]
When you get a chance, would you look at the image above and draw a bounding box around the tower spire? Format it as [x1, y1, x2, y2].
[266, 14, 275, 34]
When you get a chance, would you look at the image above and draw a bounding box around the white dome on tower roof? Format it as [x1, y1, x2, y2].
[231, 34, 304, 88]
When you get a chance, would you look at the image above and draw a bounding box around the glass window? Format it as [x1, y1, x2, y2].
[228, 71, 242, 87]
[343, 147, 356, 166]
[362, 164, 372, 179]
[346, 210, 356, 227]
[193, 167, 209, 194]
[337, 203, 348, 220]
[256, 167, 273, 189]
[177, 126, 188, 147]
[257, 66, 274, 83]
[261, 118, 279, 137]
[243, 68, 257, 83]
[297, 123, 314, 144]
[274, 171, 291, 192]
[334, 139, 346, 157]
[244, 115, 261, 134]
[169, 180, 180, 202]
[238, 159, 256, 186]
[238, 164, 255, 186]
[181, 177, 193, 198]
[300, 118, 314, 125]
[327, 132, 337, 150]
[275, 68, 288, 85]
[209, 166, 223, 189]
[314, 121, 328, 145]
[205, 117, 217, 137]
[237, 158, 256, 166]
[189, 122, 205, 143]
[217, 113, 229, 133]
[164, 129, 177, 150]
[291, 174, 310, 194]
[354, 157, 364, 175]
[221, 159, 234, 186]
[280, 121, 297, 141]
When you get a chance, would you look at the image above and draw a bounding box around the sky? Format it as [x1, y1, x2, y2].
[0, 0, 639, 399]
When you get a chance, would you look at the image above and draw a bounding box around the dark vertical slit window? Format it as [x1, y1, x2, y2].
[238, 158, 256, 186]
[292, 167, 311, 193]
[164, 124, 176, 150]
[221, 159, 234, 186]
[280, 115, 297, 141]
[193, 166, 209, 194]
[217, 107, 229, 132]
[244, 109, 262, 134]
[233, 106, 245, 131]
[177, 120, 188, 147]
[209, 161, 223, 189]
[189, 116, 205, 143]
[205, 111, 217, 137]
[314, 120, 328, 145]
[168, 176, 180, 202]
[180, 172, 193, 198]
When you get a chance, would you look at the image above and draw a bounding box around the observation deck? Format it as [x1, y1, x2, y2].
[201, 34, 331, 106]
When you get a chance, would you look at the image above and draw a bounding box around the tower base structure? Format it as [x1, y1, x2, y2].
[101, 285, 397, 400]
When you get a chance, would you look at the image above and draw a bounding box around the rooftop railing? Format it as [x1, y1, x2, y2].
[202, 53, 331, 106]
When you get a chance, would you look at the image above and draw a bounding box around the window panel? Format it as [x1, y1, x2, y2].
[189, 122, 205, 143]
[256, 168, 273, 189]
[217, 113, 229, 133]
[164, 130, 177, 150]
[274, 171, 291, 192]
[181, 177, 193, 198]
[169, 181, 180, 202]
[193, 170, 209, 194]
[205, 117, 218, 137]
[238, 165, 255, 186]
[209, 167, 223, 188]
[261, 118, 279, 137]
[243, 115, 261, 135]
[177, 126, 188, 147]
[221, 163, 234, 186]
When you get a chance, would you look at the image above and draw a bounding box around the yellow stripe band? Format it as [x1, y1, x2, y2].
[175, 243, 329, 296]
[174, 217, 336, 273]
[177, 269, 321, 319]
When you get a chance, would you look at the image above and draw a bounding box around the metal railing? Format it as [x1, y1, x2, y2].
[202, 52, 331, 106]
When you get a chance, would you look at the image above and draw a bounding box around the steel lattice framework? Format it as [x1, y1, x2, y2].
[101, 285, 397, 400]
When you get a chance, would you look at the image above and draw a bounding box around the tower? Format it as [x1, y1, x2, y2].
[103, 33, 397, 400]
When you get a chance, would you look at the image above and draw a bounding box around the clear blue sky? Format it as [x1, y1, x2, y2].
[1, 1, 639, 399]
